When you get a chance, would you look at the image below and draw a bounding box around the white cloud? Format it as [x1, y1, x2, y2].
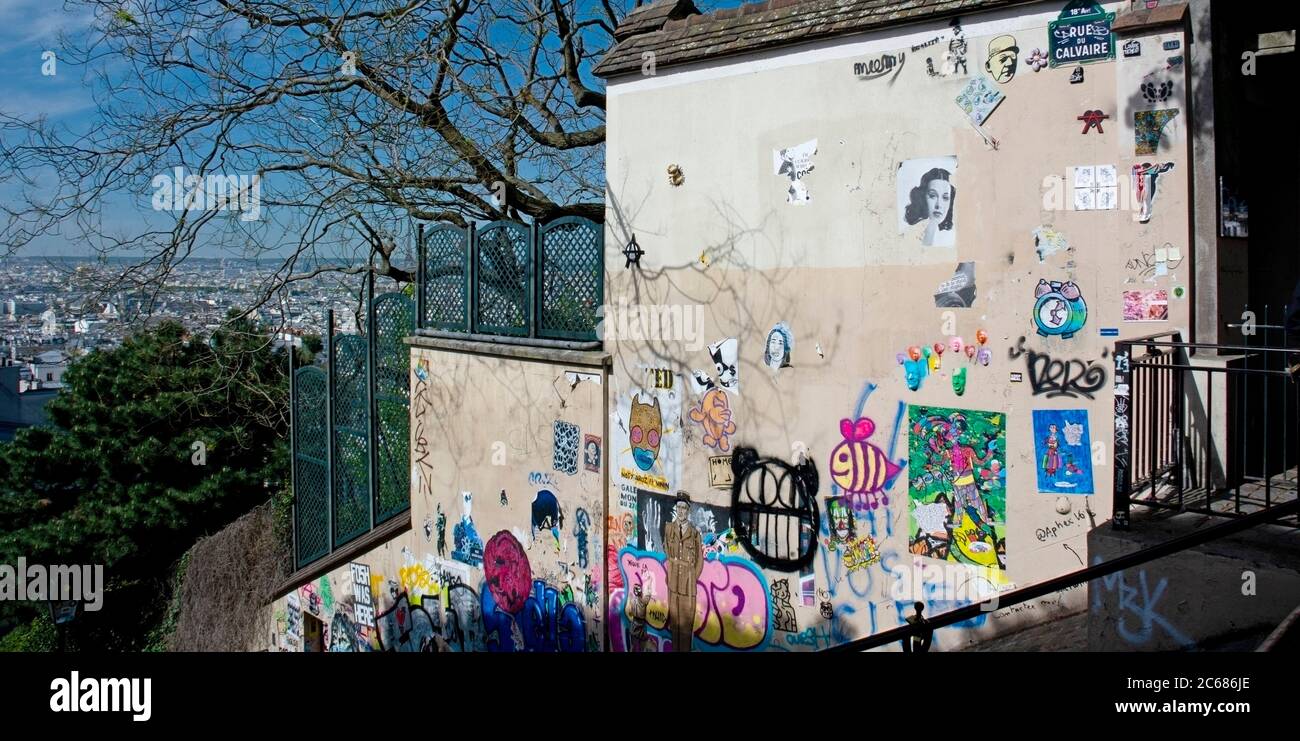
[0, 0, 96, 54]
[0, 86, 95, 117]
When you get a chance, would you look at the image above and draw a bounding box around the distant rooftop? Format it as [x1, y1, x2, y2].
[595, 0, 1045, 78]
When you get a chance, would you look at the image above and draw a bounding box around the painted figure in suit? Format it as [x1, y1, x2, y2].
[663, 492, 704, 652]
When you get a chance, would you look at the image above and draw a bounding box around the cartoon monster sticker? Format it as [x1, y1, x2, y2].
[828, 417, 902, 510]
[708, 338, 739, 393]
[688, 388, 738, 452]
[629, 394, 663, 471]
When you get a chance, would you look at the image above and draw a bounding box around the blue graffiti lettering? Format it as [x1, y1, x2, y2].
[482, 578, 587, 652]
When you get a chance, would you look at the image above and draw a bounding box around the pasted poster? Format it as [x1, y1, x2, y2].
[763, 322, 793, 370]
[898, 156, 957, 247]
[1123, 289, 1169, 321]
[1073, 164, 1118, 211]
[1032, 409, 1094, 494]
[934, 262, 976, 307]
[907, 405, 1007, 573]
[611, 381, 683, 494]
[1135, 109, 1179, 156]
[773, 139, 817, 204]
[636, 489, 731, 553]
[553, 420, 580, 475]
[954, 75, 1005, 126]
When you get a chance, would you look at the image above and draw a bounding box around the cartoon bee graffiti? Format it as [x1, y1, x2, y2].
[828, 417, 902, 509]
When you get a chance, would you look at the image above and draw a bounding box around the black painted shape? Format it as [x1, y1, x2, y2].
[730, 447, 819, 571]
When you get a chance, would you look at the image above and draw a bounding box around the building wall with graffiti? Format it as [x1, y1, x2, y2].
[268, 345, 608, 652]
[600, 2, 1192, 650]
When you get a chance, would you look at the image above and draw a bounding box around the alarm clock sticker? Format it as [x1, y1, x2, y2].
[1032, 279, 1088, 339]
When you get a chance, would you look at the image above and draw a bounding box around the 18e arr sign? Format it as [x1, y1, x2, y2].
[1049, 0, 1116, 67]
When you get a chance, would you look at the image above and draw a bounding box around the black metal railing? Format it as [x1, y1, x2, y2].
[416, 217, 603, 344]
[1112, 331, 1299, 530]
[291, 277, 415, 571]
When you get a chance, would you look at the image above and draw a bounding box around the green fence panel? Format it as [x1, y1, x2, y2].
[538, 216, 603, 341]
[293, 366, 330, 569]
[331, 334, 371, 548]
[422, 224, 468, 332]
[474, 220, 532, 336]
[373, 292, 414, 524]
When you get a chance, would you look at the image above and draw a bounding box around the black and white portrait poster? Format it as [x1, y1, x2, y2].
[897, 156, 957, 248]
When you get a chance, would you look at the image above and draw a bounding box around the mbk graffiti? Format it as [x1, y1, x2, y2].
[1091, 559, 1193, 648]
[1008, 336, 1108, 399]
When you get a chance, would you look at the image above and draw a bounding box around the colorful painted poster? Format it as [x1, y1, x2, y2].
[907, 405, 1007, 573]
[1135, 109, 1179, 155]
[611, 381, 683, 494]
[1123, 289, 1169, 321]
[1032, 409, 1094, 494]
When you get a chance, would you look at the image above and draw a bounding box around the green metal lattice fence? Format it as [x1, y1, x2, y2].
[417, 217, 602, 342]
[291, 288, 415, 571]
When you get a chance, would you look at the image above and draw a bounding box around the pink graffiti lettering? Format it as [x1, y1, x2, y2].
[615, 547, 769, 650]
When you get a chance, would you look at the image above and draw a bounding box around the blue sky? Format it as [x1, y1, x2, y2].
[0, 0, 748, 257]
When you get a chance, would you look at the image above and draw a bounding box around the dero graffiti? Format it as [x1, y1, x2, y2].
[1008, 336, 1108, 399]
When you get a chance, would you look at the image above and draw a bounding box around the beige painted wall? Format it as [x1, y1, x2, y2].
[603, 3, 1194, 650]
[269, 344, 607, 652]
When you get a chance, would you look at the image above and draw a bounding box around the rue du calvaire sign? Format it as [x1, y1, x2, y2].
[1049, 0, 1117, 67]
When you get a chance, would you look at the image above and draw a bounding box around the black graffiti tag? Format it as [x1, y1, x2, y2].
[853, 52, 905, 80]
[1008, 336, 1108, 399]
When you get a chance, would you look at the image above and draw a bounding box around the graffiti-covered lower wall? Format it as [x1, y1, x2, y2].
[269, 342, 608, 651]
[602, 1, 1193, 650]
